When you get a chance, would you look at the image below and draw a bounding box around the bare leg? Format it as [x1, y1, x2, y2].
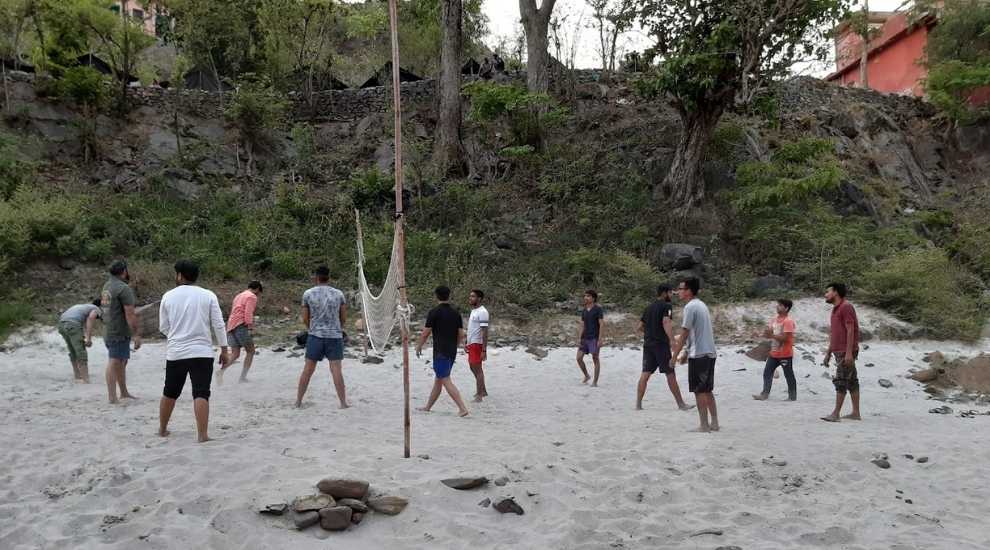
[576, 350, 590, 383]
[692, 393, 711, 432]
[844, 391, 862, 420]
[636, 372, 652, 410]
[239, 347, 255, 382]
[469, 363, 485, 401]
[79, 363, 90, 384]
[591, 355, 601, 387]
[194, 398, 210, 442]
[441, 378, 469, 416]
[822, 391, 846, 422]
[707, 393, 719, 431]
[419, 379, 443, 411]
[71, 361, 81, 380]
[106, 358, 121, 403]
[296, 360, 318, 407]
[329, 360, 348, 408]
[226, 348, 241, 370]
[117, 360, 134, 399]
[665, 372, 688, 409]
[159, 396, 176, 436]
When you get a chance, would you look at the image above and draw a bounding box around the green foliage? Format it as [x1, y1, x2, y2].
[58, 66, 106, 107]
[733, 138, 842, 211]
[0, 187, 89, 269]
[0, 131, 34, 200]
[347, 168, 394, 212]
[926, 61, 990, 123]
[225, 74, 287, 149]
[463, 81, 567, 146]
[922, 0, 990, 122]
[0, 291, 32, 341]
[948, 223, 990, 280]
[862, 247, 987, 340]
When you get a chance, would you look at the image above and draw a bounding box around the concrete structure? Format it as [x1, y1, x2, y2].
[111, 1, 169, 38]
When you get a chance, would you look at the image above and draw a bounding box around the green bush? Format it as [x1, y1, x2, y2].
[463, 81, 567, 146]
[0, 188, 89, 264]
[733, 138, 842, 210]
[862, 247, 987, 340]
[948, 223, 990, 279]
[58, 66, 107, 108]
[0, 132, 35, 200]
[0, 295, 32, 342]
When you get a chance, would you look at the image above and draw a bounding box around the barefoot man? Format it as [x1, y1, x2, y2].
[416, 286, 470, 417]
[218, 280, 263, 384]
[670, 277, 719, 432]
[57, 299, 103, 383]
[101, 260, 141, 404]
[296, 266, 349, 409]
[821, 283, 861, 422]
[576, 290, 605, 386]
[466, 289, 490, 402]
[158, 260, 229, 442]
[637, 284, 693, 411]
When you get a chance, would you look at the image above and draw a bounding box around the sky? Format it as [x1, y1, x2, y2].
[480, 0, 912, 74]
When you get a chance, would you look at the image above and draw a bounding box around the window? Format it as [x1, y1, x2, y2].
[110, 4, 120, 14]
[132, 8, 144, 20]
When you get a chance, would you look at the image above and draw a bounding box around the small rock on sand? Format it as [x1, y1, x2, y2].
[367, 496, 408, 516]
[337, 498, 368, 513]
[916, 456, 929, 463]
[911, 368, 939, 383]
[478, 498, 491, 508]
[494, 498, 525, 515]
[293, 494, 334, 513]
[690, 528, 724, 537]
[878, 379, 893, 388]
[871, 458, 891, 469]
[716, 547, 743, 550]
[317, 479, 370, 500]
[526, 346, 548, 360]
[441, 477, 489, 490]
[362, 356, 384, 364]
[259, 503, 287, 516]
[494, 476, 509, 487]
[292, 511, 320, 530]
[928, 406, 953, 415]
[318, 506, 352, 531]
[351, 512, 364, 525]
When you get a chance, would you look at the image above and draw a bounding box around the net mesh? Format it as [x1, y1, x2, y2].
[356, 211, 408, 353]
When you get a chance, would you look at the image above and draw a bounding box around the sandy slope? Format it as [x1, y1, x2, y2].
[0, 330, 988, 550]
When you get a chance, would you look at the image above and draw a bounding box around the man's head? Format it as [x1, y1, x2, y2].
[469, 289, 484, 307]
[677, 277, 700, 301]
[657, 284, 672, 302]
[314, 265, 330, 284]
[435, 285, 451, 302]
[583, 289, 598, 306]
[776, 298, 793, 316]
[825, 282, 847, 305]
[109, 260, 129, 282]
[248, 280, 264, 294]
[174, 259, 200, 285]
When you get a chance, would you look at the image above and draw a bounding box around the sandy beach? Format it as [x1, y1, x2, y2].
[1, 324, 989, 549]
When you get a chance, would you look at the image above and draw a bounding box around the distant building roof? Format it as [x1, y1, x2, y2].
[74, 53, 139, 83]
[359, 62, 423, 88]
[183, 67, 232, 92]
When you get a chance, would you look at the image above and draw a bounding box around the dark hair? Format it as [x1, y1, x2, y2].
[657, 284, 672, 296]
[680, 277, 700, 295]
[174, 259, 200, 283]
[91, 298, 102, 307]
[777, 298, 793, 311]
[314, 265, 330, 282]
[435, 285, 451, 301]
[248, 280, 264, 292]
[109, 260, 128, 276]
[585, 289, 598, 302]
[827, 282, 847, 298]
[471, 289, 485, 300]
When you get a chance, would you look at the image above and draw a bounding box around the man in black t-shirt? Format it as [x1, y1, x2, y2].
[637, 285, 694, 411]
[576, 289, 606, 386]
[415, 286, 470, 417]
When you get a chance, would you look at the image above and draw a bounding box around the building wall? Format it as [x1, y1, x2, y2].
[835, 24, 931, 96]
[111, 1, 163, 37]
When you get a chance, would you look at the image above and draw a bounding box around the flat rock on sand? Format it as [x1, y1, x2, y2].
[337, 498, 369, 513]
[318, 506, 353, 531]
[367, 496, 408, 516]
[292, 511, 320, 530]
[293, 494, 334, 513]
[317, 479, 369, 500]
[494, 498, 525, 515]
[442, 477, 489, 490]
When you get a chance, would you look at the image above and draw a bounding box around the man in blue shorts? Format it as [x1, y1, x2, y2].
[415, 286, 469, 417]
[295, 266, 349, 409]
[101, 260, 141, 404]
[576, 289, 605, 386]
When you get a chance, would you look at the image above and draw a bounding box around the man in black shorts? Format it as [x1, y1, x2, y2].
[415, 286, 470, 417]
[157, 260, 230, 442]
[637, 285, 694, 411]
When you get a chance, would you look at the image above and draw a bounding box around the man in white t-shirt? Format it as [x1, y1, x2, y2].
[465, 289, 490, 402]
[158, 260, 230, 443]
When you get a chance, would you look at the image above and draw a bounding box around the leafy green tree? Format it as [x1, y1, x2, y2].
[76, 0, 155, 113]
[225, 74, 287, 175]
[921, 0, 990, 122]
[635, 0, 848, 210]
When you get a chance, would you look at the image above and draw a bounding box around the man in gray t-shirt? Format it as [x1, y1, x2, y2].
[670, 277, 720, 433]
[57, 300, 103, 382]
[296, 266, 349, 409]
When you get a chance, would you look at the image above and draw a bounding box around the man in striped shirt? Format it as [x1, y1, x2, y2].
[217, 280, 263, 384]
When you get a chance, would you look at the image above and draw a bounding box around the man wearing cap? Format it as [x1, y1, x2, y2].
[101, 260, 141, 404]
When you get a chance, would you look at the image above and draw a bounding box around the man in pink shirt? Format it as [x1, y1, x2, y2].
[217, 280, 263, 384]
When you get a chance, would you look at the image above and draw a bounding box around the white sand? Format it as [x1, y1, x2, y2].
[1, 329, 989, 549]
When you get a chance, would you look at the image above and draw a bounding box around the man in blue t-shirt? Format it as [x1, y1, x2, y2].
[296, 266, 349, 409]
[415, 285, 469, 417]
[576, 289, 605, 386]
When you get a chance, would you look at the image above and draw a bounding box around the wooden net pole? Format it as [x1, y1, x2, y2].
[386, 0, 412, 459]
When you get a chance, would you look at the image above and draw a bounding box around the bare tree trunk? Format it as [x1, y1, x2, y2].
[859, 0, 870, 89]
[659, 108, 723, 210]
[519, 0, 557, 96]
[434, 0, 465, 176]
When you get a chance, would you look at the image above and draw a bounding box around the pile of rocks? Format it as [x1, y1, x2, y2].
[259, 478, 408, 533]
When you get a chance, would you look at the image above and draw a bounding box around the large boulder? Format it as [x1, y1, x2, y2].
[659, 244, 703, 270]
[318, 506, 352, 531]
[317, 479, 370, 500]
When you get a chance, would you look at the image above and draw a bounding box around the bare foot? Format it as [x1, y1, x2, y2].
[591, 382, 598, 387]
[581, 376, 590, 384]
[710, 423, 720, 432]
[109, 398, 119, 405]
[339, 403, 350, 409]
[458, 410, 469, 417]
[158, 429, 170, 437]
[473, 396, 483, 403]
[294, 401, 303, 409]
[689, 426, 711, 433]
[635, 405, 643, 411]
[820, 415, 840, 422]
[121, 394, 136, 400]
[678, 404, 696, 411]
[238, 378, 249, 383]
[842, 413, 862, 420]
[417, 407, 431, 413]
[197, 436, 212, 443]
[752, 393, 768, 401]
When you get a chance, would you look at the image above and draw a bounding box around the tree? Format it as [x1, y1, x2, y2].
[636, 0, 848, 210]
[921, 0, 990, 122]
[256, 0, 337, 108]
[76, 0, 155, 113]
[585, 0, 636, 79]
[518, 0, 557, 96]
[434, 0, 465, 176]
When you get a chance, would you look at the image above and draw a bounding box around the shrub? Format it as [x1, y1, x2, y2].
[733, 138, 842, 210]
[463, 81, 567, 146]
[0, 294, 32, 342]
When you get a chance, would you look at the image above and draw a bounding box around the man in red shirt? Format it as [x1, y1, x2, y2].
[218, 280, 263, 384]
[821, 283, 861, 422]
[753, 298, 797, 401]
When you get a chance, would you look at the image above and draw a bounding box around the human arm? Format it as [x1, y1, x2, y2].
[416, 328, 432, 357]
[122, 287, 141, 349]
[210, 294, 230, 366]
[843, 321, 857, 367]
[480, 326, 489, 361]
[84, 309, 99, 346]
[662, 316, 674, 346]
[302, 305, 311, 329]
[670, 327, 690, 360]
[339, 302, 347, 329]
[244, 294, 257, 329]
[158, 298, 170, 337]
